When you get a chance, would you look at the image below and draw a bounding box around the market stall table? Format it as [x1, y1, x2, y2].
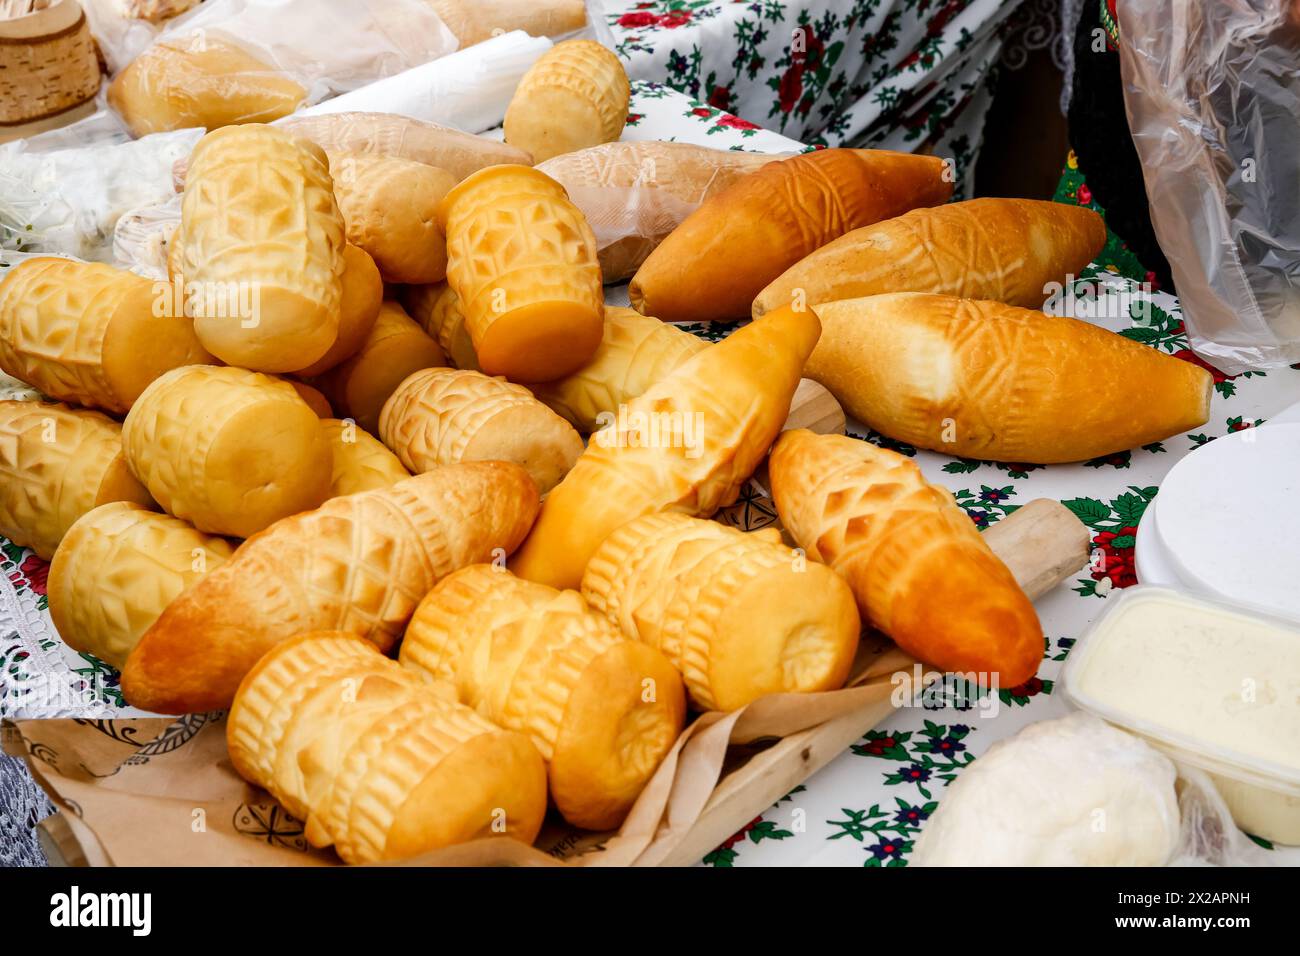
[3, 80, 1299, 867]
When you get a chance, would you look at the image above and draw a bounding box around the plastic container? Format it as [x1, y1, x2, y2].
[1134, 417, 1300, 620]
[1062, 585, 1300, 845]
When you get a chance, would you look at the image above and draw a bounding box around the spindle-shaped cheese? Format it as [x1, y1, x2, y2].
[401, 282, 479, 371]
[108, 37, 306, 136]
[123, 462, 541, 713]
[510, 305, 821, 589]
[311, 301, 446, 433]
[292, 244, 383, 378]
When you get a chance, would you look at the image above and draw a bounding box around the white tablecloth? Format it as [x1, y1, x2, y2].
[606, 0, 1023, 197]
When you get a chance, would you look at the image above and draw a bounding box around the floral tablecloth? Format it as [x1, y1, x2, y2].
[606, 0, 1025, 197]
[4, 85, 1299, 867]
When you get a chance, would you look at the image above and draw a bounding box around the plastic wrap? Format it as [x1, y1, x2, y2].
[111, 193, 179, 278]
[1170, 765, 1277, 867]
[1119, 0, 1300, 372]
[909, 712, 1281, 867]
[426, 0, 587, 47]
[81, 1, 200, 73]
[297, 30, 553, 134]
[0, 128, 200, 262]
[100, 0, 458, 134]
[537, 142, 789, 281]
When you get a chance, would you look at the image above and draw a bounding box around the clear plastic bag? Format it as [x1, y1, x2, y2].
[112, 193, 180, 279]
[0, 128, 200, 262]
[1169, 765, 1278, 867]
[96, 0, 458, 136]
[425, 0, 601, 48]
[95, 0, 457, 91]
[1119, 0, 1300, 373]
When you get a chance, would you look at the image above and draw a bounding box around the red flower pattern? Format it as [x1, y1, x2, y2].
[926, 0, 966, 35]
[720, 817, 762, 850]
[1091, 527, 1139, 589]
[617, 11, 658, 28]
[617, 7, 694, 30]
[777, 67, 802, 114]
[1172, 348, 1232, 385]
[860, 735, 898, 756]
[1007, 675, 1045, 698]
[18, 553, 48, 596]
[776, 26, 826, 114]
[716, 114, 759, 130]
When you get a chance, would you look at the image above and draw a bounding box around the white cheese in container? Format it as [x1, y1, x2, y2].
[1063, 585, 1300, 845]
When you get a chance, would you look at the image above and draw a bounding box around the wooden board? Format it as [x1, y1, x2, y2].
[657, 498, 1090, 866]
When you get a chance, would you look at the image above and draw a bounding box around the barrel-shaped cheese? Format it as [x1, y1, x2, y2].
[524, 306, 707, 432]
[122, 366, 332, 537]
[321, 417, 410, 496]
[0, 401, 154, 560]
[402, 565, 686, 829]
[312, 301, 446, 433]
[0, 258, 212, 414]
[328, 152, 458, 285]
[48, 502, 234, 669]
[582, 512, 862, 711]
[503, 39, 630, 163]
[292, 244, 383, 378]
[379, 368, 582, 494]
[228, 632, 547, 863]
[437, 164, 603, 382]
[181, 124, 345, 372]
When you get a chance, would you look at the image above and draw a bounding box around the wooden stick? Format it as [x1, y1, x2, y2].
[782, 378, 845, 436]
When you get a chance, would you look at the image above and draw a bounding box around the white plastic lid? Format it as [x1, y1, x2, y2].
[1135, 423, 1300, 618]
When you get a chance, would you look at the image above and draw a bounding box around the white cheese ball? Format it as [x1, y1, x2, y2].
[911, 712, 1180, 866]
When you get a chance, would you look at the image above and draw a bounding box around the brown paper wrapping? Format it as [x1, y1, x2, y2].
[6, 498, 1087, 867]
